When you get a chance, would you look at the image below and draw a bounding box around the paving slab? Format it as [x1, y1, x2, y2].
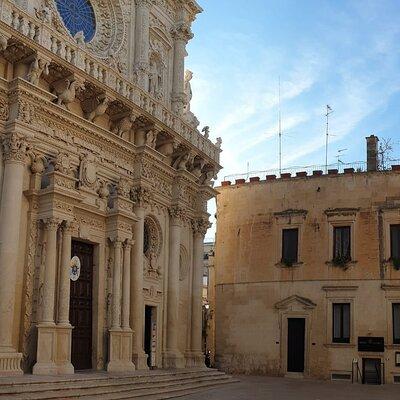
[177, 376, 400, 400]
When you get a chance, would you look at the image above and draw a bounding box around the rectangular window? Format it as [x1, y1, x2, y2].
[394, 303, 400, 345]
[390, 225, 400, 261]
[282, 228, 298, 265]
[333, 226, 351, 261]
[333, 303, 350, 343]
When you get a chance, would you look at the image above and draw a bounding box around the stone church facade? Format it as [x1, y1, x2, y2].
[0, 0, 221, 376]
[214, 138, 400, 384]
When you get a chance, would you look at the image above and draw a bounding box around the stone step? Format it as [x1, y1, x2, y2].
[0, 369, 225, 394]
[4, 374, 230, 399]
[0, 370, 236, 399]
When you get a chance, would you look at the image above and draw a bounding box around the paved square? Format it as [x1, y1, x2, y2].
[179, 376, 400, 400]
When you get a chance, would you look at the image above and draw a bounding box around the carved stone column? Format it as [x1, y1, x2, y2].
[41, 218, 61, 324]
[0, 133, 28, 375]
[107, 238, 135, 372]
[163, 206, 185, 368]
[112, 239, 123, 329]
[131, 205, 148, 369]
[188, 218, 209, 367]
[134, 0, 152, 90]
[171, 23, 193, 114]
[122, 240, 133, 330]
[58, 221, 74, 325]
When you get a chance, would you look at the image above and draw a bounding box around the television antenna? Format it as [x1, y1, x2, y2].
[325, 105, 333, 173]
[335, 148, 347, 170]
[278, 77, 282, 174]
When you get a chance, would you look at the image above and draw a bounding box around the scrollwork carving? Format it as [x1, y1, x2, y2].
[2, 132, 29, 163]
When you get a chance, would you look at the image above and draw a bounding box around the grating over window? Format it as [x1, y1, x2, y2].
[55, 0, 96, 42]
[333, 226, 351, 262]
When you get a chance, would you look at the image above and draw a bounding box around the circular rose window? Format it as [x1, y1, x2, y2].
[55, 0, 96, 42]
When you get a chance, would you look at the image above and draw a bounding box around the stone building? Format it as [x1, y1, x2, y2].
[214, 137, 400, 384]
[0, 0, 221, 376]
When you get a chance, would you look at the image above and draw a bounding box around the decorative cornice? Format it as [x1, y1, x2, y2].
[381, 284, 400, 291]
[324, 208, 360, 217]
[322, 285, 359, 292]
[274, 209, 308, 218]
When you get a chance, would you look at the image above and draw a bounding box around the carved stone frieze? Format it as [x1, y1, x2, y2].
[192, 217, 211, 237]
[0, 97, 9, 121]
[131, 186, 154, 207]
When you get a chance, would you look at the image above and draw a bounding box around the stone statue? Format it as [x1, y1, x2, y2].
[52, 79, 80, 108]
[86, 96, 110, 123]
[216, 137, 222, 149]
[74, 31, 85, 46]
[202, 126, 210, 139]
[183, 70, 193, 114]
[146, 129, 157, 149]
[182, 70, 200, 128]
[27, 58, 49, 86]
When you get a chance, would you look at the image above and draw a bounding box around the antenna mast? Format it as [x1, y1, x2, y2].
[325, 105, 333, 173]
[278, 77, 282, 174]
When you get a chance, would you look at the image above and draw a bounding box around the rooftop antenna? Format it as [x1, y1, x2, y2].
[335, 148, 347, 170]
[325, 105, 333, 173]
[278, 77, 282, 174]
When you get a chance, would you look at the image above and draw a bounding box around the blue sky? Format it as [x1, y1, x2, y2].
[186, 0, 400, 240]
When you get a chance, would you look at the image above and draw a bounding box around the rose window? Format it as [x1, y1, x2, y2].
[55, 0, 96, 42]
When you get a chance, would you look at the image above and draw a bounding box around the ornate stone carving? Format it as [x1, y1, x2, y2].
[169, 205, 186, 221]
[192, 218, 211, 237]
[117, 178, 131, 199]
[78, 153, 98, 189]
[52, 79, 81, 108]
[85, 95, 111, 122]
[183, 70, 199, 128]
[2, 132, 29, 163]
[27, 57, 49, 86]
[171, 22, 194, 43]
[179, 244, 189, 281]
[131, 186, 153, 207]
[53, 152, 75, 177]
[0, 97, 9, 121]
[17, 100, 36, 124]
[29, 153, 47, 174]
[110, 112, 135, 138]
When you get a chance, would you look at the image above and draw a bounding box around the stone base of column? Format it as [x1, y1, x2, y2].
[184, 351, 206, 368]
[107, 328, 135, 372]
[33, 324, 74, 375]
[0, 350, 23, 376]
[163, 350, 185, 369]
[132, 350, 149, 370]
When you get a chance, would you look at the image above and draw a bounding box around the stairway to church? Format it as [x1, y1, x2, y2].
[0, 368, 237, 399]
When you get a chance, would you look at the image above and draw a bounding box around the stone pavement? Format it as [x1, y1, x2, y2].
[178, 376, 400, 400]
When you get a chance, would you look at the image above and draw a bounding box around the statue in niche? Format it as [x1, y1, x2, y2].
[148, 56, 163, 100]
[183, 70, 200, 128]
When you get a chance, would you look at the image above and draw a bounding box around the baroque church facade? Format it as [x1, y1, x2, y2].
[0, 0, 221, 376]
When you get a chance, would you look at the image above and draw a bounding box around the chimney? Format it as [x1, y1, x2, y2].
[366, 135, 379, 172]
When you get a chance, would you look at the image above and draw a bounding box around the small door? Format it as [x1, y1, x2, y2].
[363, 358, 382, 385]
[287, 318, 305, 373]
[69, 241, 94, 370]
[144, 306, 156, 368]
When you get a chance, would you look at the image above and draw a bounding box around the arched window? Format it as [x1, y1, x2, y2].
[55, 0, 96, 42]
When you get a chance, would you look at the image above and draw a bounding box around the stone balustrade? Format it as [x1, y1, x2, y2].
[0, 0, 221, 165]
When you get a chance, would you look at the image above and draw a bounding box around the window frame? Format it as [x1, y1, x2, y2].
[281, 228, 299, 265]
[332, 303, 351, 344]
[390, 224, 400, 261]
[333, 226, 352, 262]
[393, 303, 400, 345]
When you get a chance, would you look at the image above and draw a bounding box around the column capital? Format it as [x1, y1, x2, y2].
[111, 237, 123, 249]
[192, 218, 211, 237]
[169, 205, 186, 222]
[131, 185, 153, 208]
[62, 220, 76, 235]
[135, 0, 152, 8]
[171, 22, 194, 43]
[42, 217, 62, 231]
[123, 239, 134, 250]
[2, 132, 29, 163]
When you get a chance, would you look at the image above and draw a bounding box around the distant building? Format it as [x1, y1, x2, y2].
[213, 136, 400, 384]
[203, 242, 215, 364]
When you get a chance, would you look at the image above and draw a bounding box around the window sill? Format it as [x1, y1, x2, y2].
[386, 344, 400, 349]
[325, 260, 357, 269]
[324, 343, 355, 348]
[275, 261, 304, 268]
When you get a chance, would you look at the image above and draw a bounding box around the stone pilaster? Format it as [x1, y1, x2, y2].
[187, 218, 210, 367]
[58, 221, 74, 326]
[131, 203, 148, 369]
[134, 0, 152, 90]
[171, 22, 193, 114]
[0, 132, 28, 375]
[163, 206, 185, 368]
[122, 240, 133, 330]
[107, 238, 135, 372]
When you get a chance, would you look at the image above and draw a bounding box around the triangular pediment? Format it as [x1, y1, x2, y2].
[275, 295, 316, 310]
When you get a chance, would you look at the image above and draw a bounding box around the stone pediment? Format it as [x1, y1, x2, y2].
[275, 295, 316, 310]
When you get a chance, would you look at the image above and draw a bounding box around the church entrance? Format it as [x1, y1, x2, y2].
[287, 318, 305, 373]
[69, 241, 94, 370]
[144, 305, 157, 368]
